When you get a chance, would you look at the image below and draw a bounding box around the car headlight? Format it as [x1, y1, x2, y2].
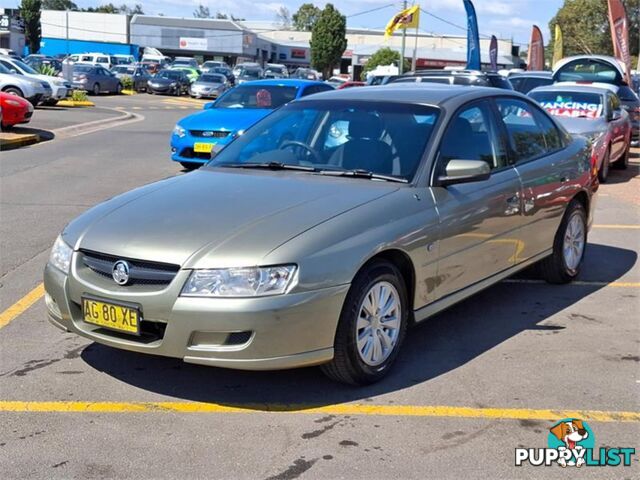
[53, 79, 66, 86]
[5, 99, 23, 107]
[173, 124, 186, 138]
[181, 265, 297, 297]
[170, 82, 177, 87]
[49, 235, 73, 273]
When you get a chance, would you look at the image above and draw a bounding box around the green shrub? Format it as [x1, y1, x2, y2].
[121, 76, 134, 90]
[36, 64, 58, 76]
[71, 89, 88, 102]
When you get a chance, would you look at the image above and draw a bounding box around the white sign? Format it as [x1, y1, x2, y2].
[179, 37, 208, 51]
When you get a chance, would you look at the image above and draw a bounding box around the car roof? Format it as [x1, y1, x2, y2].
[296, 83, 514, 106]
[237, 79, 326, 87]
[407, 69, 501, 77]
[529, 83, 616, 95]
[509, 71, 552, 78]
[552, 54, 626, 75]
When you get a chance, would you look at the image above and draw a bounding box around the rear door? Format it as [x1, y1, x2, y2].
[494, 97, 573, 262]
[431, 99, 523, 300]
[606, 92, 626, 160]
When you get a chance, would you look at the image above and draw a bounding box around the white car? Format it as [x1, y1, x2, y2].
[0, 55, 70, 104]
[0, 63, 52, 105]
[64, 53, 114, 70]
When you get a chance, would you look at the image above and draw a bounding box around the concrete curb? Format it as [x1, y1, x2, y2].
[0, 132, 40, 150]
[52, 107, 144, 140]
[57, 100, 95, 107]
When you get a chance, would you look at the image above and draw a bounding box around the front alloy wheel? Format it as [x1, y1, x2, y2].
[321, 259, 408, 385]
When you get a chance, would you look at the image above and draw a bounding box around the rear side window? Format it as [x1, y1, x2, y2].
[487, 76, 514, 90]
[496, 98, 548, 163]
[616, 86, 639, 102]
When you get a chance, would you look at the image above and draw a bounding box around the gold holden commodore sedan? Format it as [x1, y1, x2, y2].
[44, 85, 597, 384]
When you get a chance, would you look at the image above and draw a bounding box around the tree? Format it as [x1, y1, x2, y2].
[361, 47, 410, 79]
[548, 0, 638, 59]
[20, 0, 41, 54]
[118, 4, 144, 14]
[310, 4, 347, 78]
[193, 4, 211, 18]
[292, 3, 321, 31]
[42, 0, 78, 10]
[275, 6, 291, 29]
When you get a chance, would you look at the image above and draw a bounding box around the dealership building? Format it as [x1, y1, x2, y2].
[35, 10, 521, 73]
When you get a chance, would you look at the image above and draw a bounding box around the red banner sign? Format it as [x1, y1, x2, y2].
[527, 25, 544, 71]
[607, 0, 631, 84]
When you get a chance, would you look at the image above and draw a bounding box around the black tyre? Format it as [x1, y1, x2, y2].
[538, 200, 587, 284]
[321, 260, 408, 385]
[116, 83, 123, 94]
[2, 87, 23, 97]
[179, 162, 201, 171]
[613, 144, 629, 170]
[598, 147, 610, 183]
[42, 98, 58, 106]
[92, 83, 100, 95]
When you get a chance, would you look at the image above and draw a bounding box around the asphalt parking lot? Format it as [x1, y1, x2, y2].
[0, 94, 638, 479]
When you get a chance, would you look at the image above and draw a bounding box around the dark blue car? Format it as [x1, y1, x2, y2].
[170, 79, 334, 169]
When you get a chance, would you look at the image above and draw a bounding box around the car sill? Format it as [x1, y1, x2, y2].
[413, 249, 552, 323]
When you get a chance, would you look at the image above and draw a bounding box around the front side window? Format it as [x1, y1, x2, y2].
[438, 101, 507, 173]
[496, 98, 549, 163]
[208, 100, 440, 181]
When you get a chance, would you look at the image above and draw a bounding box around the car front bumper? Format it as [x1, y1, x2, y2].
[43, 262, 347, 370]
[170, 134, 231, 164]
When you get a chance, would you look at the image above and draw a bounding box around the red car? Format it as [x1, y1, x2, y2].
[337, 81, 365, 89]
[0, 92, 33, 130]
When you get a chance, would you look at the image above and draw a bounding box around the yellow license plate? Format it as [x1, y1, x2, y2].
[193, 142, 214, 153]
[82, 297, 140, 335]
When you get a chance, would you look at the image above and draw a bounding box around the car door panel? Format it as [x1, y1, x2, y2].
[432, 169, 522, 299]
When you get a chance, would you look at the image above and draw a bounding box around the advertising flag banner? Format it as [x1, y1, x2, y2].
[489, 35, 498, 71]
[527, 25, 544, 71]
[552, 24, 563, 67]
[463, 0, 481, 70]
[384, 5, 420, 38]
[607, 0, 631, 84]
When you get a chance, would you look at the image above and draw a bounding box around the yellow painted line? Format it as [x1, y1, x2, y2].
[0, 401, 637, 422]
[0, 283, 44, 329]
[592, 224, 640, 229]
[504, 279, 640, 288]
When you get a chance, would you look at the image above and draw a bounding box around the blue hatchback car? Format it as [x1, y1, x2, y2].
[171, 79, 334, 169]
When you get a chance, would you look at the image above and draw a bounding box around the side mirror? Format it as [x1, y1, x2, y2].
[437, 159, 491, 187]
[204, 101, 215, 110]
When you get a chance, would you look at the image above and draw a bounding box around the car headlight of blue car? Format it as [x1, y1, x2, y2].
[173, 125, 186, 138]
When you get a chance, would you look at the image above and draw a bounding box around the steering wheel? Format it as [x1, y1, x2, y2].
[279, 140, 322, 164]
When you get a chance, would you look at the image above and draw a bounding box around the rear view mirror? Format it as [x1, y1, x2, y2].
[437, 159, 491, 187]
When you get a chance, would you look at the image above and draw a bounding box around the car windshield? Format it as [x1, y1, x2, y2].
[240, 68, 261, 78]
[11, 59, 38, 74]
[73, 65, 94, 73]
[530, 91, 604, 119]
[157, 70, 181, 80]
[199, 74, 225, 83]
[215, 85, 297, 109]
[113, 66, 134, 74]
[208, 100, 439, 182]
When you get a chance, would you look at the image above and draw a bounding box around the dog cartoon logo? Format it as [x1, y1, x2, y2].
[548, 419, 592, 467]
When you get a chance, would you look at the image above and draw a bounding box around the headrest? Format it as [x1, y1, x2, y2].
[348, 113, 384, 140]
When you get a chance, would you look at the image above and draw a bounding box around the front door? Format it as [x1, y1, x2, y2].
[431, 100, 523, 300]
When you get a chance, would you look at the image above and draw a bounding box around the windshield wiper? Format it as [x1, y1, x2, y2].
[316, 169, 408, 183]
[217, 162, 318, 172]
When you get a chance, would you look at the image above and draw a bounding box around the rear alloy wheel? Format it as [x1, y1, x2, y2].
[539, 200, 587, 284]
[92, 83, 100, 95]
[598, 147, 610, 183]
[321, 260, 408, 385]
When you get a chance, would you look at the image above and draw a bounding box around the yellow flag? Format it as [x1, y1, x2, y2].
[385, 5, 420, 38]
[552, 24, 563, 67]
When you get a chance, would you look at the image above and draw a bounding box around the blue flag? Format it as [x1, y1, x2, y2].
[463, 0, 481, 70]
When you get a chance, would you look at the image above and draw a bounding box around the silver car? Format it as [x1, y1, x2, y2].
[44, 85, 596, 384]
[189, 73, 228, 99]
[529, 83, 632, 182]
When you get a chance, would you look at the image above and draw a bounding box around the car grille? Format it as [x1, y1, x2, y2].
[189, 130, 230, 138]
[80, 250, 180, 286]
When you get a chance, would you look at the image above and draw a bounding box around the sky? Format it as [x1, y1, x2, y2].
[8, 0, 567, 47]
